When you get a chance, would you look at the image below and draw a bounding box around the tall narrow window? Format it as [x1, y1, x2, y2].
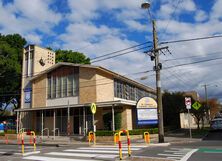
[63, 76, 67, 97]
[67, 74, 73, 96]
[73, 73, 79, 96]
[52, 76, 56, 98]
[57, 77, 61, 98]
[47, 76, 51, 98]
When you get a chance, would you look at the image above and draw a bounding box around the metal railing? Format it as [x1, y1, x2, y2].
[52, 128, 59, 140]
[41, 128, 49, 139]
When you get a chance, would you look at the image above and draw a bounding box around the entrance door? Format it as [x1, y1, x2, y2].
[73, 116, 79, 134]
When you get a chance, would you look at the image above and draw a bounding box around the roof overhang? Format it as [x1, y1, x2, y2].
[15, 100, 136, 112]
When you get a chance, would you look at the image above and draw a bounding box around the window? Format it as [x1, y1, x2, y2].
[57, 77, 61, 98]
[114, 79, 154, 101]
[67, 75, 73, 96]
[47, 67, 79, 99]
[47, 76, 51, 98]
[52, 76, 56, 98]
[62, 76, 67, 97]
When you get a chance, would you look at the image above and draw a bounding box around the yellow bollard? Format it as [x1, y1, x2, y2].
[118, 131, 123, 160]
[114, 132, 119, 145]
[31, 131, 36, 152]
[144, 132, 150, 144]
[21, 133, 24, 154]
[88, 131, 96, 145]
[118, 130, 131, 160]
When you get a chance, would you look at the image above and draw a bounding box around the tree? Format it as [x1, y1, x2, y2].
[162, 91, 185, 129]
[55, 49, 90, 64]
[0, 33, 26, 116]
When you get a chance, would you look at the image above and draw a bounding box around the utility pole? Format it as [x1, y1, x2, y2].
[152, 20, 164, 143]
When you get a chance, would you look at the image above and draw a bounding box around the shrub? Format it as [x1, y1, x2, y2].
[95, 128, 158, 136]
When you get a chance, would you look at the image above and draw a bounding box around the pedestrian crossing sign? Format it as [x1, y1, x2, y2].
[91, 103, 97, 114]
[192, 101, 202, 110]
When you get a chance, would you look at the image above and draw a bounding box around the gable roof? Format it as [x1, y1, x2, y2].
[30, 62, 155, 93]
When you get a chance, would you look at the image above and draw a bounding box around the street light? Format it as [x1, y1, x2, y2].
[141, 1, 165, 143]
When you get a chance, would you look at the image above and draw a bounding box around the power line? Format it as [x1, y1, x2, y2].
[90, 41, 152, 60]
[91, 45, 152, 63]
[160, 35, 222, 44]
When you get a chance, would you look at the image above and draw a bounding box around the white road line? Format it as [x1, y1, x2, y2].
[23, 151, 40, 156]
[170, 148, 193, 151]
[78, 147, 141, 150]
[47, 152, 97, 157]
[64, 149, 128, 154]
[23, 156, 101, 161]
[47, 152, 118, 159]
[158, 153, 184, 157]
[180, 149, 198, 161]
[164, 150, 187, 153]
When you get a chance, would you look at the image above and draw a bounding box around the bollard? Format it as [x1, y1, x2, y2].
[88, 131, 95, 145]
[29, 135, 33, 144]
[17, 134, 21, 145]
[21, 133, 24, 154]
[144, 132, 150, 144]
[114, 132, 119, 145]
[31, 131, 36, 152]
[33, 136, 36, 151]
[118, 131, 123, 160]
[118, 130, 131, 160]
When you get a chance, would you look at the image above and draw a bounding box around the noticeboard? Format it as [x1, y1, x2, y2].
[136, 97, 158, 125]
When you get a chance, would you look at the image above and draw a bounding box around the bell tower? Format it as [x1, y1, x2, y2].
[21, 45, 55, 109]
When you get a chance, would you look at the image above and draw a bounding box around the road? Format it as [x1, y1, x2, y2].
[132, 130, 222, 161]
[0, 143, 149, 161]
[1, 131, 222, 161]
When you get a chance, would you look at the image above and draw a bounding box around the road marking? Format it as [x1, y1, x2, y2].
[180, 149, 198, 161]
[47, 152, 118, 159]
[23, 156, 101, 161]
[78, 147, 141, 150]
[199, 148, 222, 153]
[64, 149, 128, 154]
[158, 153, 184, 157]
[23, 151, 40, 156]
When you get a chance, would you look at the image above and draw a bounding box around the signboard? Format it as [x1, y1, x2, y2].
[24, 88, 32, 103]
[136, 97, 158, 125]
[185, 97, 191, 109]
[192, 101, 202, 110]
[91, 103, 97, 114]
[0, 123, 4, 133]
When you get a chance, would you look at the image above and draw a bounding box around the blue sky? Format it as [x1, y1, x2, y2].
[1, 0, 222, 103]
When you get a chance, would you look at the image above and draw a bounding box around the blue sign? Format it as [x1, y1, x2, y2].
[0, 124, 4, 133]
[137, 108, 158, 125]
[24, 88, 32, 103]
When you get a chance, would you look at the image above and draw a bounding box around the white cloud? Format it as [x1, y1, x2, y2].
[195, 10, 208, 22]
[0, 0, 62, 44]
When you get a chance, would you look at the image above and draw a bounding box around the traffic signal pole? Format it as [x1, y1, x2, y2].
[152, 20, 164, 143]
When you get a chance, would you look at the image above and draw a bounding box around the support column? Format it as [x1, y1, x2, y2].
[83, 107, 86, 136]
[67, 101, 70, 136]
[41, 110, 44, 139]
[16, 111, 19, 134]
[53, 109, 56, 140]
[112, 105, 115, 131]
[19, 112, 22, 130]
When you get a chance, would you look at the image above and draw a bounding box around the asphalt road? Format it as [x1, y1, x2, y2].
[133, 130, 222, 161]
[1, 131, 222, 161]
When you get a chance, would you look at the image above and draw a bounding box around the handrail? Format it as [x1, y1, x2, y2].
[19, 128, 26, 134]
[41, 128, 49, 139]
[52, 128, 60, 137]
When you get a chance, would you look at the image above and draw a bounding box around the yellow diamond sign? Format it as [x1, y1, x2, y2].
[192, 101, 202, 110]
[91, 103, 97, 114]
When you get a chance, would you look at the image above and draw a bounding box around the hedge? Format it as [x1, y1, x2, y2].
[95, 128, 158, 136]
